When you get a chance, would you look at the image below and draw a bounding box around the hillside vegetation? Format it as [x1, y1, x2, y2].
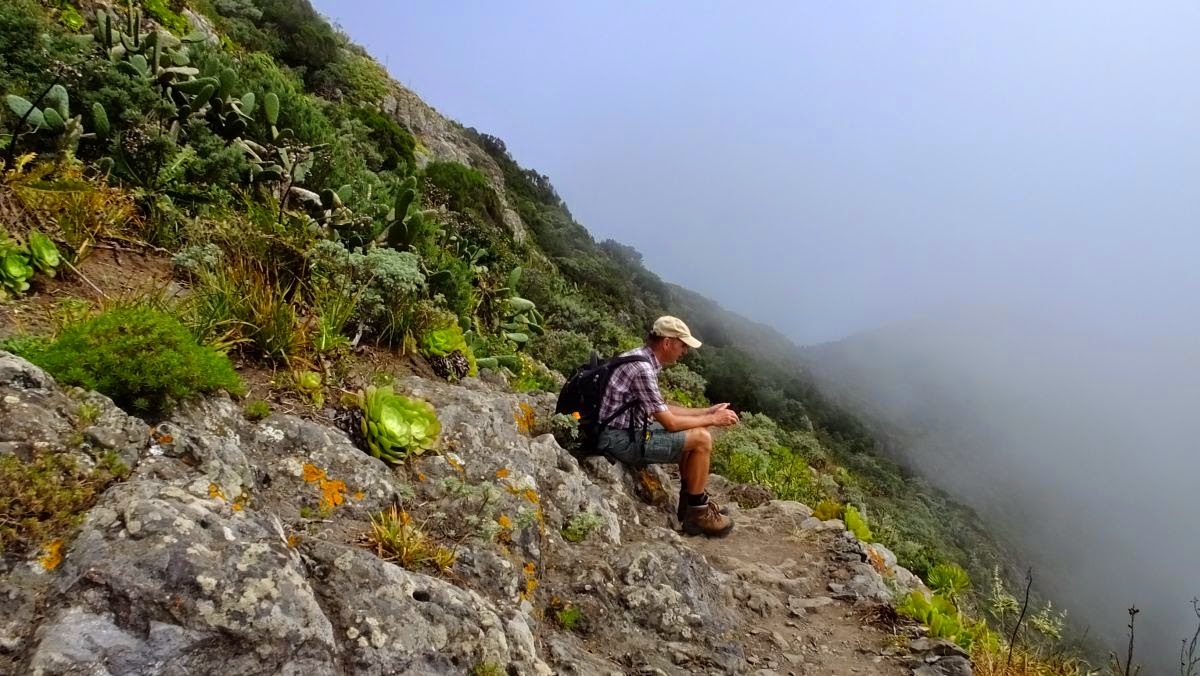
[0, 1, 1112, 673]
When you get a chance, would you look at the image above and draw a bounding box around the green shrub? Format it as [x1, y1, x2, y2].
[844, 505, 872, 541]
[347, 107, 415, 171]
[561, 511, 604, 543]
[659, 363, 709, 407]
[141, 0, 190, 35]
[528, 329, 593, 376]
[423, 161, 500, 222]
[927, 562, 972, 599]
[307, 240, 425, 344]
[16, 306, 244, 415]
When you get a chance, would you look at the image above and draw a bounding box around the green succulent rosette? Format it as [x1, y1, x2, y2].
[357, 386, 440, 463]
[28, 232, 61, 277]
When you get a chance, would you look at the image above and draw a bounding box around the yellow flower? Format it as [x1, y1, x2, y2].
[571, 411, 581, 420]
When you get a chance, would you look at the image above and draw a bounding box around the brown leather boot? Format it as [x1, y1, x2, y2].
[677, 491, 729, 522]
[682, 501, 734, 537]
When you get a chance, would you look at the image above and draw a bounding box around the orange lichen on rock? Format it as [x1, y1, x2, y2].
[514, 403, 536, 435]
[39, 540, 63, 571]
[302, 463, 326, 482]
[319, 478, 346, 511]
[207, 483, 226, 501]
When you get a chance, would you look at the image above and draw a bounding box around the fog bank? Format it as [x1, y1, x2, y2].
[802, 307, 1200, 671]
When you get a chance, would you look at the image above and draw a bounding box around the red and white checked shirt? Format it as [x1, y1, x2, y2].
[598, 346, 668, 430]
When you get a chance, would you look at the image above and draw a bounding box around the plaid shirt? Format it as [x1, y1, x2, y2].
[598, 346, 668, 430]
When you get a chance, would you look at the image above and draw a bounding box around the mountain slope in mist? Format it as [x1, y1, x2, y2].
[798, 307, 1200, 672]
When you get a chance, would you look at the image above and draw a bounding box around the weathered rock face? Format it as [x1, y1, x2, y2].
[382, 83, 529, 243]
[0, 353, 943, 675]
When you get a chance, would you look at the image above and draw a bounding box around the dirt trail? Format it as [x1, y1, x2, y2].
[685, 490, 911, 675]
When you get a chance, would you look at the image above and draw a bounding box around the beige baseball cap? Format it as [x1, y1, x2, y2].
[652, 315, 702, 348]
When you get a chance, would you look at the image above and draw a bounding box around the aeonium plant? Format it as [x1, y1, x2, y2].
[355, 386, 441, 463]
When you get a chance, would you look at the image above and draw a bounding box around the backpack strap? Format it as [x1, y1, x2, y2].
[594, 354, 655, 458]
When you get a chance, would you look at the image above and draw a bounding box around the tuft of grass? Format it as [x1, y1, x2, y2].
[11, 305, 244, 415]
[0, 450, 129, 557]
[555, 605, 583, 631]
[243, 399, 271, 421]
[364, 505, 456, 574]
[182, 254, 305, 362]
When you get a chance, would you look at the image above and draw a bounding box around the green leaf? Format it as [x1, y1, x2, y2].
[44, 85, 70, 120]
[5, 96, 45, 128]
[263, 92, 279, 126]
[92, 103, 110, 139]
[41, 108, 65, 132]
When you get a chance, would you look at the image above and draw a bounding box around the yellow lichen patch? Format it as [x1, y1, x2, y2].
[867, 547, 892, 577]
[318, 478, 346, 511]
[353, 491, 365, 501]
[416, 473, 427, 482]
[514, 403, 536, 435]
[302, 463, 326, 482]
[287, 534, 299, 548]
[519, 560, 539, 601]
[522, 489, 539, 505]
[39, 540, 63, 571]
[207, 483, 226, 501]
[231, 503, 243, 512]
[495, 467, 510, 479]
[446, 455, 463, 470]
[497, 515, 513, 529]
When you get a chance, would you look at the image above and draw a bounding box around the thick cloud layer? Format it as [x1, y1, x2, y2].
[802, 307, 1200, 672]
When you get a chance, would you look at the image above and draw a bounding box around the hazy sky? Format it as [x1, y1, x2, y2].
[311, 1, 1200, 345]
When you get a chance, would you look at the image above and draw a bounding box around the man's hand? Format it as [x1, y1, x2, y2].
[706, 403, 730, 414]
[709, 407, 739, 427]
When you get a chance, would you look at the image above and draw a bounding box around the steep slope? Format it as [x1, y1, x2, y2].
[0, 352, 970, 675]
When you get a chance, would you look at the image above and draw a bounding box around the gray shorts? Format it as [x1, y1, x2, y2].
[596, 422, 686, 465]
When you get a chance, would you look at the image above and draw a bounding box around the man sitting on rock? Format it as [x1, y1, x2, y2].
[595, 315, 740, 537]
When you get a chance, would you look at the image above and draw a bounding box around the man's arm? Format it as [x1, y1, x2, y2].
[667, 402, 732, 417]
[654, 406, 739, 432]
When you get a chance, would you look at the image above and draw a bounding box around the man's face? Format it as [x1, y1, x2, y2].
[663, 337, 689, 364]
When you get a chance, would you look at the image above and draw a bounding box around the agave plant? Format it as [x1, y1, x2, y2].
[356, 386, 440, 463]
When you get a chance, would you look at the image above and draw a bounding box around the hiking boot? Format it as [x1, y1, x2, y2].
[676, 493, 729, 522]
[682, 501, 734, 537]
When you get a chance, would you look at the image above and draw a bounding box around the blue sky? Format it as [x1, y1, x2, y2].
[311, 1, 1200, 345]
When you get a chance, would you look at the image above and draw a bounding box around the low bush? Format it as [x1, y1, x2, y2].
[528, 329, 593, 376]
[423, 161, 500, 223]
[13, 305, 244, 415]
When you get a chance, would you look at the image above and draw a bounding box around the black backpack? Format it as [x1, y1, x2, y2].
[555, 352, 651, 454]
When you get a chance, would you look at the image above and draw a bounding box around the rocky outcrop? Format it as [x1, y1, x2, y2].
[0, 353, 948, 675]
[382, 83, 529, 243]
